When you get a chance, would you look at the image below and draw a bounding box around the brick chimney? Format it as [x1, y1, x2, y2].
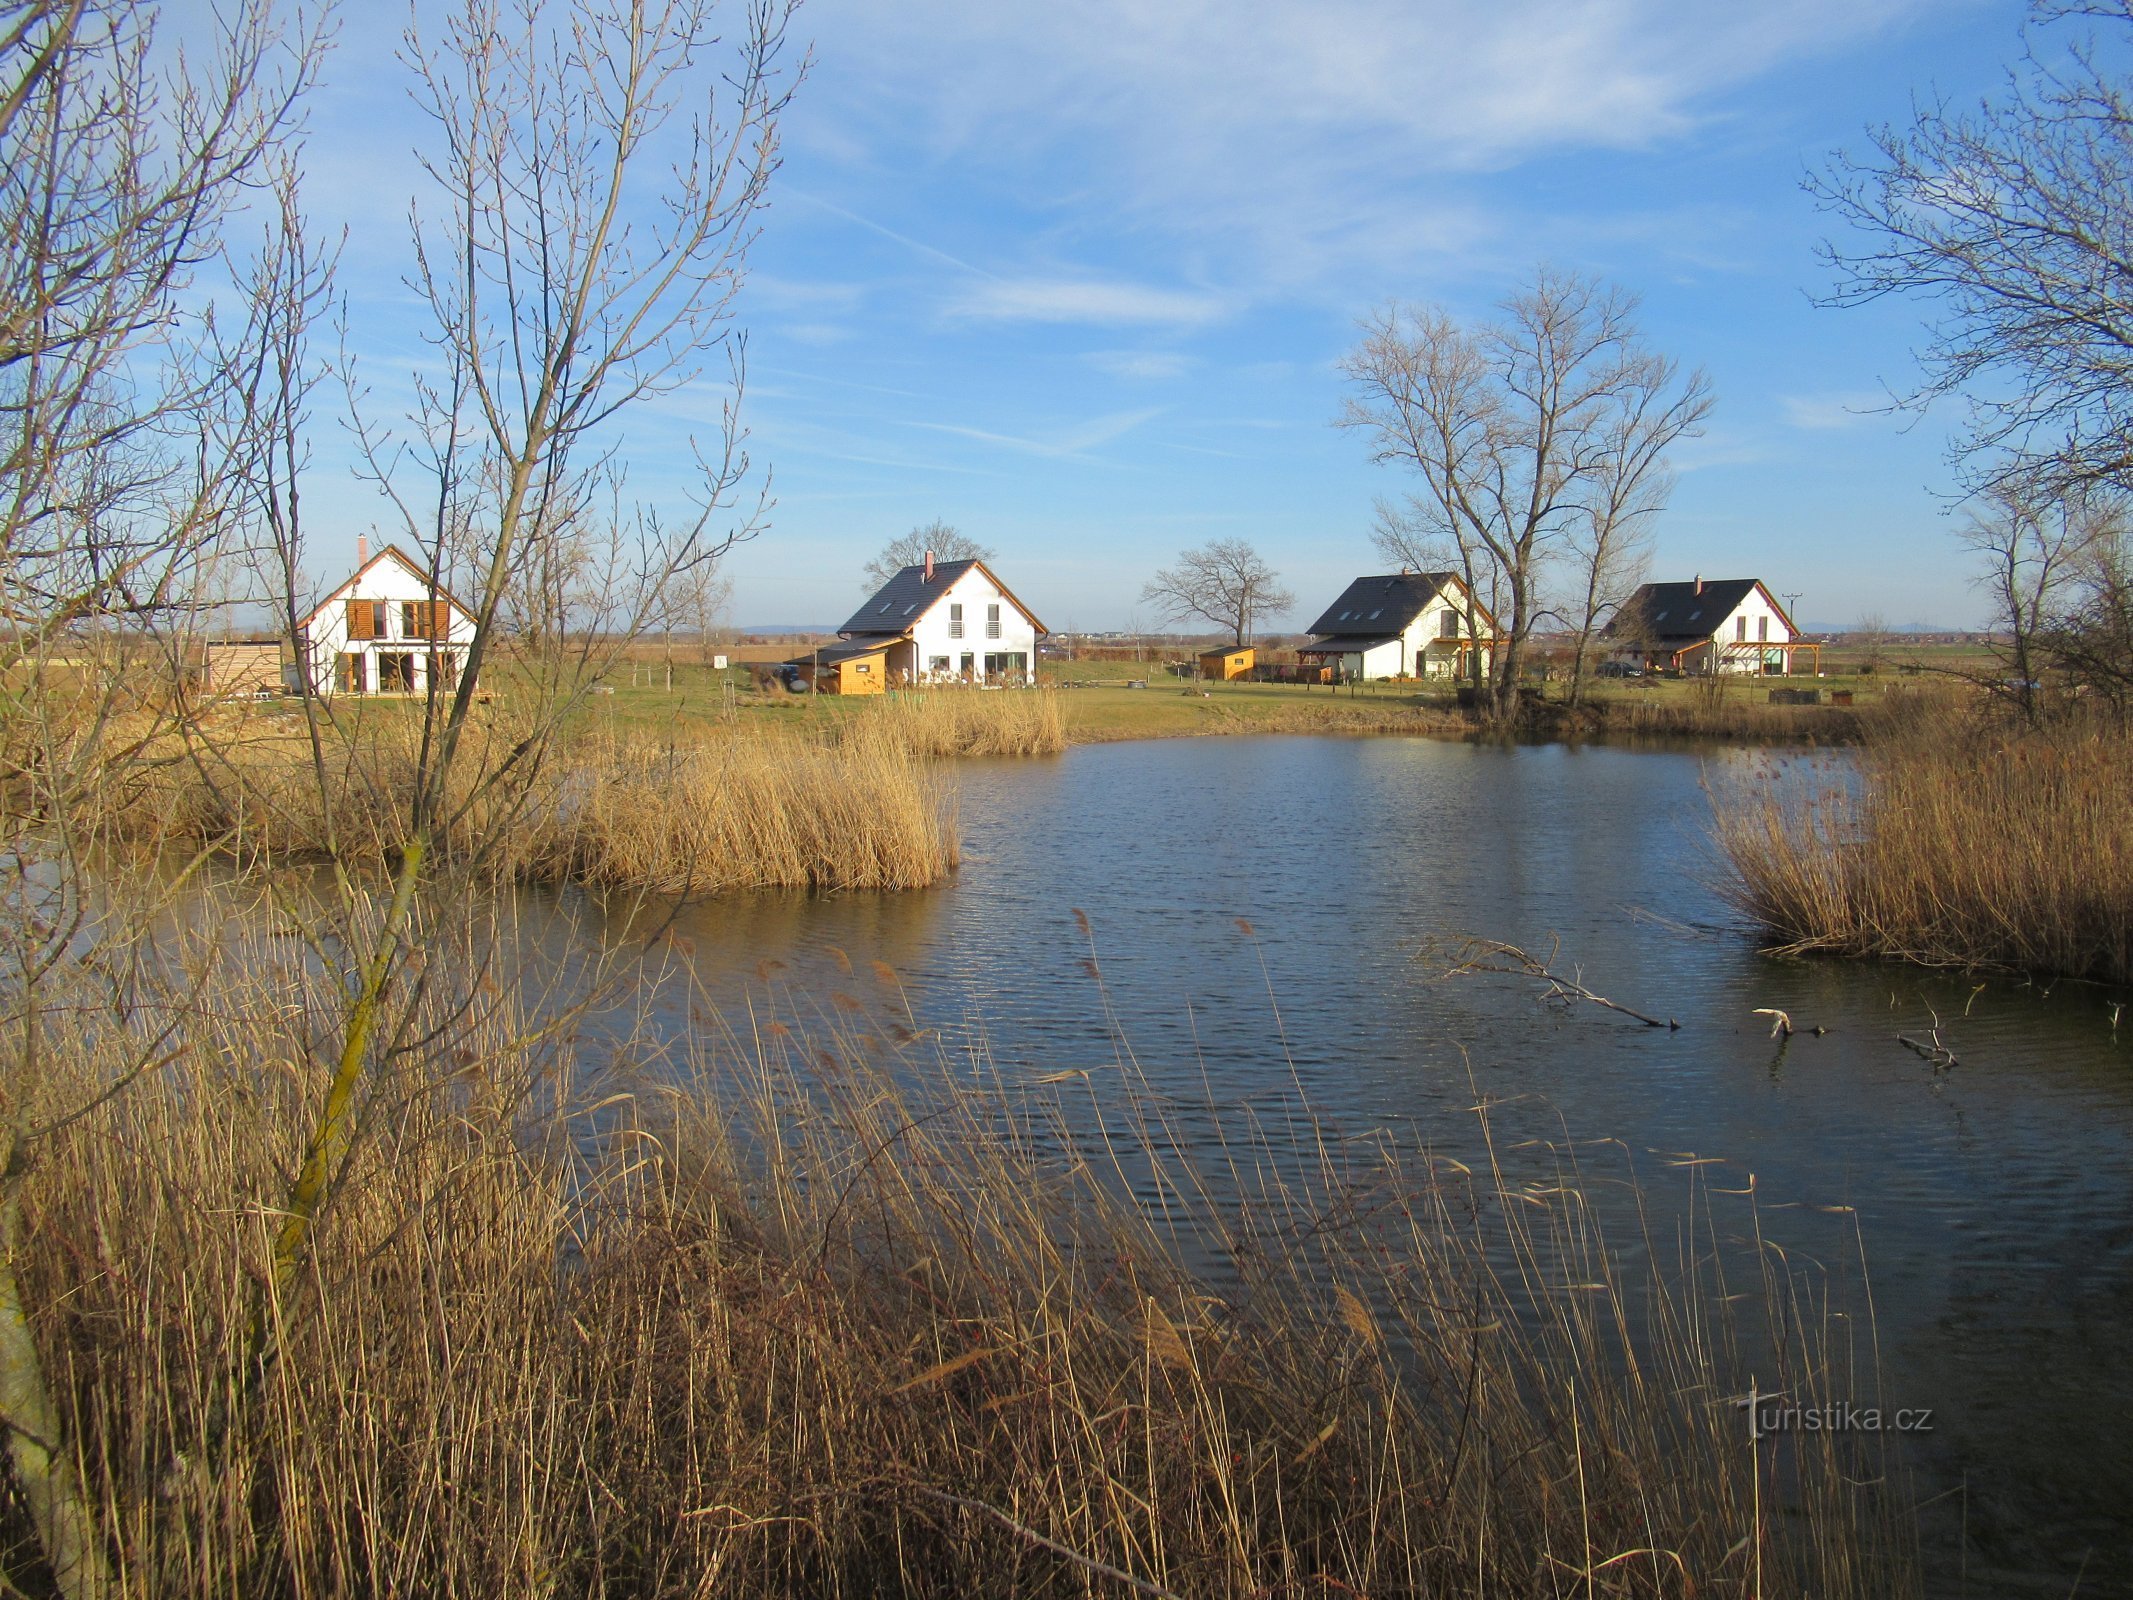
[923, 548, 935, 582]
[357, 533, 370, 567]
[1694, 573, 1703, 595]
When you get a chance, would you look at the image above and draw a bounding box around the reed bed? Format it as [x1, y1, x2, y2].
[857, 686, 1066, 757]
[2, 892, 1919, 1598]
[74, 688, 1065, 892]
[1715, 701, 2133, 982]
[533, 720, 957, 893]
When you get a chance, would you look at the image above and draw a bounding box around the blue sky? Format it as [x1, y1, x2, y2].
[290, 0, 2026, 631]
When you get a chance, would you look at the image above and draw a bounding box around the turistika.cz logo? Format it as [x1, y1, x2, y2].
[1738, 1386, 1934, 1441]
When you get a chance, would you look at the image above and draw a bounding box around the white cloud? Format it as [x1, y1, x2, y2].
[1778, 390, 1894, 430]
[952, 279, 1230, 327]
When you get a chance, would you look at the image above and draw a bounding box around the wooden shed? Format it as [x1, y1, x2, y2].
[1197, 644, 1254, 681]
[788, 638, 893, 695]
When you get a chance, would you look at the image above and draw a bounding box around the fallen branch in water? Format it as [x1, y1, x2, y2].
[1435, 936, 1680, 1030]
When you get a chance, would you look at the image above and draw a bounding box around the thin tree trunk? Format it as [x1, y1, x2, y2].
[0, 1138, 114, 1600]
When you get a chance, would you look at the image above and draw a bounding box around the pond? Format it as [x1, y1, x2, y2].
[548, 735, 2133, 1598]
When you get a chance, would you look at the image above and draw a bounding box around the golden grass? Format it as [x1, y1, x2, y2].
[4, 893, 1919, 1598]
[63, 696, 992, 895]
[1715, 698, 2133, 982]
[859, 686, 1066, 757]
[530, 720, 957, 893]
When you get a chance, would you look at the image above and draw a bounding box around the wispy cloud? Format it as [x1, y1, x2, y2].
[798, 0, 1936, 291]
[1778, 390, 1893, 430]
[951, 279, 1230, 327]
[905, 406, 1167, 459]
[1086, 349, 1197, 380]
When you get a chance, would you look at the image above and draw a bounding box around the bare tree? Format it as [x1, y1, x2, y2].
[1139, 537, 1294, 646]
[1340, 269, 1710, 721]
[862, 518, 993, 589]
[1813, 1, 2133, 491]
[671, 557, 736, 664]
[1562, 374, 1709, 706]
[1960, 477, 2119, 720]
[0, 2, 325, 1593]
[1852, 611, 1893, 677]
[195, 0, 800, 1504]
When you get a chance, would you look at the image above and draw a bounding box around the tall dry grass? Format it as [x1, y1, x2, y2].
[1716, 698, 2133, 982]
[857, 686, 1066, 757]
[64, 688, 1063, 894]
[3, 890, 1919, 1598]
[532, 721, 957, 893]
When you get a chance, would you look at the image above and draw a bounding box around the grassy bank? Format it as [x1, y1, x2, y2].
[1716, 703, 2133, 984]
[6, 903, 1918, 1597]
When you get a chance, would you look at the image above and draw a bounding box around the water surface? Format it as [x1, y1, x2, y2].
[559, 736, 2132, 1597]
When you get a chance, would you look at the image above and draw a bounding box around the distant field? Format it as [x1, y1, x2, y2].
[453, 638, 2004, 748]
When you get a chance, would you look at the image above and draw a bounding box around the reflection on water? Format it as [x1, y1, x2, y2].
[526, 736, 2130, 1598]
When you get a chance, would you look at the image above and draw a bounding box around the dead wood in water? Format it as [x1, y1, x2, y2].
[1431, 935, 1680, 1029]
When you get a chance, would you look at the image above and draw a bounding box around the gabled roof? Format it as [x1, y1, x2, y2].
[296, 543, 477, 632]
[1305, 571, 1484, 638]
[1605, 579, 1793, 644]
[1297, 635, 1401, 654]
[837, 558, 1048, 638]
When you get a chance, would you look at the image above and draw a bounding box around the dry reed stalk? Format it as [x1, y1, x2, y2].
[1716, 701, 2133, 982]
[856, 687, 1066, 758]
[4, 891, 1919, 1598]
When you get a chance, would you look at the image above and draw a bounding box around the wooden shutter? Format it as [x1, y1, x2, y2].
[346, 599, 375, 640]
[430, 600, 452, 639]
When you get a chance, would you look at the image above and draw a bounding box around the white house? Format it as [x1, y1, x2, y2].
[294, 541, 479, 697]
[1296, 571, 1497, 680]
[1605, 577, 1812, 675]
[827, 553, 1046, 686]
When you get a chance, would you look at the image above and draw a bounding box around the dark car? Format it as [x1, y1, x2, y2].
[1596, 659, 1645, 678]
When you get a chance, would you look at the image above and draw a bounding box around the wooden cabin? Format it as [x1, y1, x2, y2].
[786, 638, 893, 695]
[1197, 644, 1254, 681]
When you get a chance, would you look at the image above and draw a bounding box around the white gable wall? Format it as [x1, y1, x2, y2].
[298, 552, 479, 696]
[904, 566, 1038, 682]
[1705, 586, 1794, 674]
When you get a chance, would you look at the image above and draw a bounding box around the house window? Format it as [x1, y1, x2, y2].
[986, 603, 1001, 639]
[929, 655, 950, 674]
[949, 603, 964, 639]
[402, 600, 449, 640]
[1736, 616, 1747, 642]
[1439, 609, 1460, 638]
[433, 652, 460, 692]
[335, 653, 367, 694]
[377, 652, 415, 692]
[1758, 615, 1769, 642]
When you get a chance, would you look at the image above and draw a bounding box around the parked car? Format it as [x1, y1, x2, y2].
[1596, 659, 1645, 678]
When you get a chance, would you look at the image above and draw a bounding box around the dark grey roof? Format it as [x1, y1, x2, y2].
[837, 560, 982, 636]
[1297, 635, 1400, 654]
[1304, 572, 1457, 637]
[1606, 579, 1766, 643]
[787, 636, 897, 667]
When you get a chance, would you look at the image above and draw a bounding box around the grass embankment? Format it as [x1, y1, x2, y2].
[1717, 701, 2133, 984]
[9, 905, 1917, 1597]
[113, 688, 1064, 894]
